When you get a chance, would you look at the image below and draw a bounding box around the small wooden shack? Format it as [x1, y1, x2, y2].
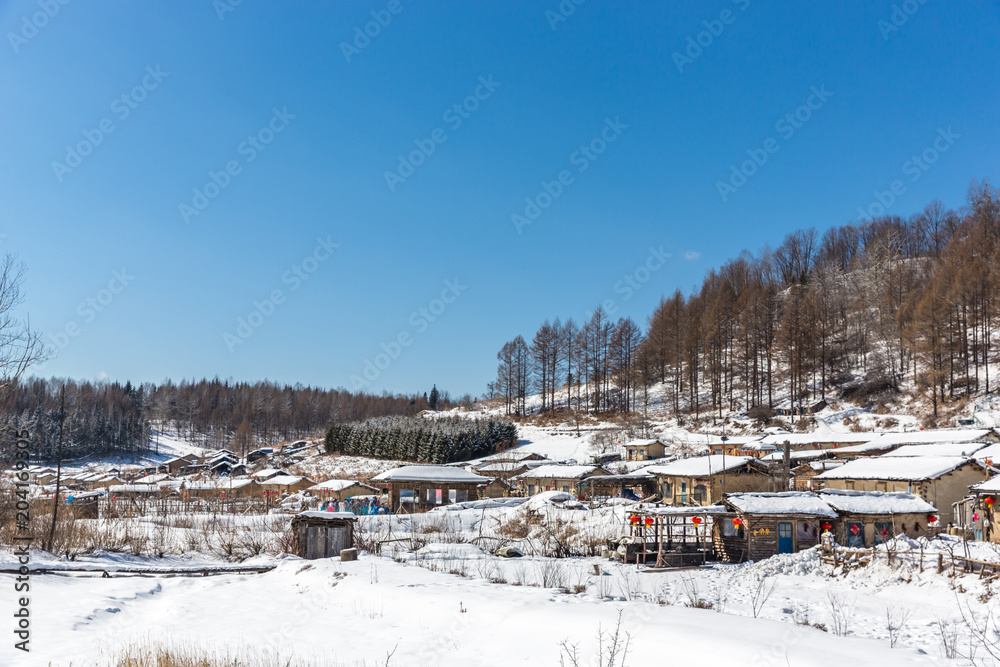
[33, 490, 101, 520]
[308, 479, 379, 503]
[714, 492, 837, 563]
[371, 465, 488, 512]
[647, 456, 774, 506]
[291, 511, 357, 559]
[624, 439, 668, 462]
[512, 465, 604, 497]
[259, 474, 315, 495]
[817, 489, 938, 547]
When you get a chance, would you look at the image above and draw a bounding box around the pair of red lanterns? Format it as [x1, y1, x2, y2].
[628, 515, 654, 526]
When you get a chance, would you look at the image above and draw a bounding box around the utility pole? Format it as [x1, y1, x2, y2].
[720, 433, 728, 496]
[782, 439, 791, 491]
[46, 384, 66, 553]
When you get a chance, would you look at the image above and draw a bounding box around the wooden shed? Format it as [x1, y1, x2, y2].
[817, 489, 938, 547]
[259, 474, 315, 495]
[307, 479, 379, 503]
[291, 511, 357, 559]
[512, 464, 605, 497]
[624, 439, 668, 462]
[371, 465, 488, 512]
[713, 492, 837, 563]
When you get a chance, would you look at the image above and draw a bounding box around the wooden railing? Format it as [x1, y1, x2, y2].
[821, 545, 1000, 577]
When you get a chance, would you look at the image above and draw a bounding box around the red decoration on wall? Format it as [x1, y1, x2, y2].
[850, 524, 860, 535]
[927, 515, 938, 524]
[691, 517, 703, 526]
[732, 517, 743, 527]
[820, 522, 832, 531]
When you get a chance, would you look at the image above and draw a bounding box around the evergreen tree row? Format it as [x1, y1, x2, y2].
[324, 416, 517, 463]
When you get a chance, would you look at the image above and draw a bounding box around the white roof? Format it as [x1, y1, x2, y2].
[513, 465, 600, 480]
[484, 449, 545, 462]
[295, 511, 357, 521]
[974, 443, 1000, 462]
[760, 432, 872, 446]
[725, 492, 838, 518]
[259, 475, 309, 486]
[108, 484, 159, 493]
[646, 455, 760, 478]
[251, 468, 289, 480]
[704, 435, 765, 446]
[882, 442, 989, 458]
[972, 477, 1000, 493]
[371, 465, 488, 484]
[625, 439, 666, 448]
[818, 489, 937, 514]
[815, 456, 978, 482]
[762, 449, 834, 462]
[309, 479, 377, 492]
[866, 429, 992, 447]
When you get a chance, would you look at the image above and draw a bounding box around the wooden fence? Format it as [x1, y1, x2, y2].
[821, 545, 1000, 578]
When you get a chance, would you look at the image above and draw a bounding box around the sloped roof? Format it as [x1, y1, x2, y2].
[259, 475, 311, 486]
[882, 442, 989, 458]
[866, 429, 992, 447]
[371, 465, 488, 484]
[513, 465, 600, 480]
[760, 432, 872, 446]
[814, 456, 980, 481]
[645, 455, 764, 478]
[762, 449, 835, 462]
[971, 476, 1000, 493]
[724, 491, 838, 518]
[818, 489, 937, 514]
[309, 479, 378, 492]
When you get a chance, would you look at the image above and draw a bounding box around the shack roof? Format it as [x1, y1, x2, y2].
[259, 475, 310, 486]
[760, 432, 872, 446]
[882, 442, 990, 458]
[814, 456, 981, 482]
[762, 449, 835, 463]
[371, 465, 488, 484]
[818, 489, 936, 514]
[971, 477, 1000, 493]
[866, 429, 992, 448]
[723, 491, 838, 518]
[645, 455, 763, 478]
[309, 479, 378, 492]
[513, 464, 600, 480]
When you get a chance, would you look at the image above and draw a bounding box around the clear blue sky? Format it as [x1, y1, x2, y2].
[2, 1, 998, 398]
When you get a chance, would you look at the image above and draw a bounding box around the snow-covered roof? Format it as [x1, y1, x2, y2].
[882, 442, 989, 458]
[259, 475, 310, 486]
[309, 479, 377, 492]
[371, 465, 488, 484]
[866, 429, 992, 447]
[625, 439, 666, 448]
[804, 461, 845, 472]
[724, 492, 838, 517]
[974, 443, 1000, 462]
[108, 484, 159, 493]
[703, 435, 765, 446]
[294, 510, 357, 521]
[645, 455, 762, 478]
[251, 468, 289, 480]
[760, 432, 872, 446]
[971, 477, 1000, 493]
[512, 464, 599, 480]
[762, 449, 834, 462]
[814, 456, 980, 481]
[818, 489, 937, 514]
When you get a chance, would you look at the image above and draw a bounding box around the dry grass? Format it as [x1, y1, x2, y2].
[96, 640, 396, 667]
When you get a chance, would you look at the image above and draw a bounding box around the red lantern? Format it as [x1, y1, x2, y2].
[927, 515, 938, 525]
[221, 493, 226, 499]
[986, 497, 995, 507]
[643, 517, 654, 526]
[691, 516, 703, 526]
[732, 517, 743, 527]
[820, 522, 832, 531]
[629, 515, 639, 524]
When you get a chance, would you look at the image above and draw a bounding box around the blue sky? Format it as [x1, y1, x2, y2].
[2, 1, 998, 398]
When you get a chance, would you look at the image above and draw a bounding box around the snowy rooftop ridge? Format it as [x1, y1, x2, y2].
[814, 456, 980, 481]
[512, 464, 600, 480]
[881, 442, 990, 458]
[309, 479, 377, 492]
[723, 491, 838, 518]
[371, 465, 489, 484]
[645, 455, 762, 478]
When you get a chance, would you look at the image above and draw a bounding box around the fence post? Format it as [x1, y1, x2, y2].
[937, 553, 944, 574]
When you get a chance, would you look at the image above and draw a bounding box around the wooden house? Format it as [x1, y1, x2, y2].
[759, 432, 874, 453]
[482, 478, 512, 498]
[646, 456, 774, 506]
[813, 456, 989, 526]
[965, 477, 1000, 543]
[713, 492, 838, 562]
[624, 439, 668, 462]
[258, 474, 315, 495]
[291, 511, 357, 559]
[371, 465, 488, 512]
[586, 469, 658, 501]
[33, 490, 102, 520]
[707, 436, 768, 456]
[790, 460, 844, 491]
[162, 455, 198, 475]
[307, 479, 379, 503]
[511, 465, 605, 497]
[817, 489, 938, 547]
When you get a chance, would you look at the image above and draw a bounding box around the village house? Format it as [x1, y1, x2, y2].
[482, 477, 513, 498]
[307, 479, 379, 503]
[759, 431, 874, 453]
[624, 439, 668, 461]
[833, 428, 1000, 461]
[371, 465, 488, 512]
[162, 455, 198, 475]
[713, 491, 837, 562]
[250, 468, 291, 482]
[817, 488, 938, 548]
[647, 455, 774, 506]
[881, 442, 991, 458]
[511, 464, 605, 497]
[960, 477, 1000, 543]
[473, 458, 554, 480]
[791, 460, 844, 491]
[259, 474, 315, 495]
[812, 456, 990, 526]
[706, 435, 768, 456]
[587, 469, 658, 501]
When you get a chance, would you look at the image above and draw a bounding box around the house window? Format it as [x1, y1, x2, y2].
[661, 481, 672, 498]
[399, 489, 417, 504]
[796, 521, 817, 540]
[693, 484, 707, 504]
[846, 521, 864, 548]
[448, 489, 468, 503]
[562, 485, 570, 493]
[874, 522, 892, 544]
[426, 488, 443, 504]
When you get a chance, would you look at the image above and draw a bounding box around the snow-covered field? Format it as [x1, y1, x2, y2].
[6, 494, 1000, 666]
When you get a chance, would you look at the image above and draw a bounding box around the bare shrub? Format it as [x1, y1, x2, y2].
[748, 574, 777, 619]
[558, 609, 632, 667]
[538, 560, 568, 589]
[826, 591, 856, 637]
[885, 603, 913, 648]
[680, 575, 712, 609]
